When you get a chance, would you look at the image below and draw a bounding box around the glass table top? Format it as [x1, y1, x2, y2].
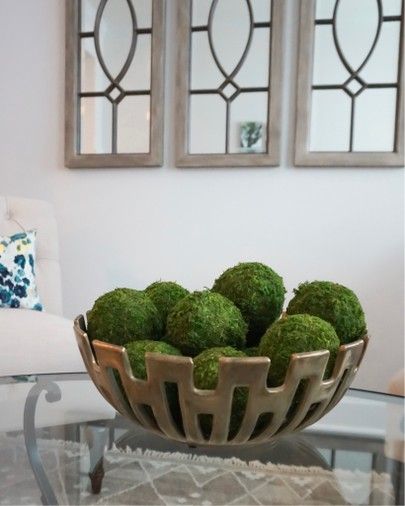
[0, 373, 403, 505]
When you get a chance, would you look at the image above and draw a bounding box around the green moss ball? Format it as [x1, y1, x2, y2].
[259, 314, 340, 387]
[244, 346, 260, 357]
[193, 346, 247, 436]
[212, 262, 286, 346]
[145, 281, 189, 335]
[286, 281, 366, 344]
[87, 288, 161, 346]
[125, 340, 182, 380]
[166, 290, 247, 357]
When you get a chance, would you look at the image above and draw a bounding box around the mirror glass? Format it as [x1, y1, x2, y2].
[382, 0, 403, 16]
[81, 0, 98, 32]
[189, 95, 226, 153]
[98, 0, 134, 80]
[309, 0, 402, 152]
[80, 97, 112, 154]
[121, 34, 151, 90]
[131, 0, 152, 27]
[78, 0, 153, 155]
[315, 0, 336, 19]
[210, 0, 251, 76]
[188, 0, 272, 155]
[81, 38, 110, 92]
[117, 96, 150, 153]
[251, 0, 271, 22]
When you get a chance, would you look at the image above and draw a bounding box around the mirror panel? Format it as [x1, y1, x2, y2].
[229, 92, 268, 153]
[236, 28, 270, 88]
[310, 90, 351, 151]
[335, 0, 380, 72]
[313, 25, 350, 84]
[176, 0, 284, 167]
[315, 0, 336, 19]
[80, 97, 112, 154]
[210, 0, 252, 77]
[361, 21, 400, 82]
[81, 0, 98, 31]
[97, 0, 134, 80]
[117, 96, 150, 153]
[295, 0, 404, 166]
[353, 88, 397, 151]
[382, 0, 403, 16]
[65, 0, 165, 168]
[191, 32, 223, 89]
[121, 34, 152, 90]
[131, 0, 152, 27]
[189, 95, 227, 153]
[250, 0, 271, 22]
[192, 0, 212, 25]
[81, 38, 110, 92]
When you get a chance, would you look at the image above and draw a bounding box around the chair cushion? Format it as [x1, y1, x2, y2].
[0, 309, 86, 376]
[0, 230, 43, 311]
[0, 197, 63, 315]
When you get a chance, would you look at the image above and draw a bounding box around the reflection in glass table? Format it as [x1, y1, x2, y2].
[0, 373, 403, 505]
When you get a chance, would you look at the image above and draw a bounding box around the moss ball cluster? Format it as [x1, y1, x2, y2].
[145, 281, 189, 335]
[259, 314, 340, 386]
[125, 340, 182, 380]
[86, 265, 367, 438]
[287, 281, 366, 344]
[213, 262, 286, 346]
[87, 288, 161, 346]
[166, 290, 247, 356]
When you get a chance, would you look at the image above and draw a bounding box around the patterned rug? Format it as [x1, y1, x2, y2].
[0, 435, 395, 505]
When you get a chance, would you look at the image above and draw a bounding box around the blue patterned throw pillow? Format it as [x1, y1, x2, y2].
[0, 230, 43, 310]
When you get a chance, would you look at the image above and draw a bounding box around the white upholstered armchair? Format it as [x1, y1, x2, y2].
[0, 196, 85, 376]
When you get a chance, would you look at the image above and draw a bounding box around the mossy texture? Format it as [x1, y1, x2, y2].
[145, 281, 189, 335]
[87, 288, 161, 346]
[125, 340, 182, 380]
[193, 347, 247, 436]
[244, 346, 261, 357]
[212, 262, 286, 346]
[166, 290, 247, 357]
[286, 281, 366, 344]
[259, 314, 340, 387]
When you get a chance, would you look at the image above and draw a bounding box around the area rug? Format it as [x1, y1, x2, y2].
[0, 435, 395, 505]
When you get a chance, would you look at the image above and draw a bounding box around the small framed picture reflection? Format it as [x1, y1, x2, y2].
[240, 122, 265, 153]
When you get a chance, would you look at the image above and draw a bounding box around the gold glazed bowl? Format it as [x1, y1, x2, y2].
[74, 315, 368, 446]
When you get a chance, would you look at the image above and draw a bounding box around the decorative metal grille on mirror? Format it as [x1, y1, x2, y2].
[175, 0, 284, 167]
[65, 0, 165, 168]
[295, 0, 404, 167]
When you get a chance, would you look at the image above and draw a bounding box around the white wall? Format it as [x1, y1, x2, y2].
[0, 0, 403, 393]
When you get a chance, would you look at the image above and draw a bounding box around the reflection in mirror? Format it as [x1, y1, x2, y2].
[353, 88, 397, 151]
[81, 38, 110, 92]
[310, 90, 351, 151]
[315, 0, 336, 19]
[98, 0, 134, 80]
[132, 0, 152, 28]
[229, 92, 267, 153]
[297, 0, 403, 165]
[189, 95, 226, 153]
[65, 0, 164, 167]
[250, 0, 271, 22]
[177, 0, 284, 166]
[192, 0, 212, 26]
[80, 97, 112, 153]
[120, 34, 151, 90]
[117, 96, 150, 153]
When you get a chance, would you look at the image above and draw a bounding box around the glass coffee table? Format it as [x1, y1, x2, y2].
[0, 372, 403, 505]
